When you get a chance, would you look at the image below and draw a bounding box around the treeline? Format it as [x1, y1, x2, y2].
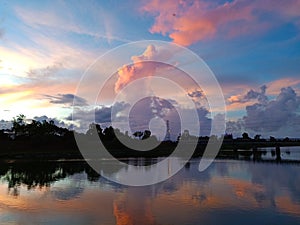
[1, 114, 300, 159]
[0, 115, 176, 159]
[0, 114, 159, 143]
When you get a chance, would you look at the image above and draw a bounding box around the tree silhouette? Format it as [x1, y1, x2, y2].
[270, 136, 276, 142]
[224, 133, 233, 140]
[103, 126, 116, 140]
[254, 134, 261, 140]
[12, 114, 26, 136]
[142, 130, 151, 140]
[242, 132, 250, 140]
[133, 131, 143, 140]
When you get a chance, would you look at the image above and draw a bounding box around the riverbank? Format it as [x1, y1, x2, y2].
[1, 138, 300, 161]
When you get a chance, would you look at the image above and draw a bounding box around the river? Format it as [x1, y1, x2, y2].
[0, 148, 300, 224]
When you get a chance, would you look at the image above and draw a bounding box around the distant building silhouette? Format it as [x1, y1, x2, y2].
[165, 120, 171, 141]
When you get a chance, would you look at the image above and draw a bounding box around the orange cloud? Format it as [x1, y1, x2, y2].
[225, 78, 300, 112]
[115, 45, 167, 93]
[142, 0, 300, 46]
[267, 78, 300, 95]
[0, 46, 40, 77]
[142, 0, 254, 45]
[169, 19, 215, 46]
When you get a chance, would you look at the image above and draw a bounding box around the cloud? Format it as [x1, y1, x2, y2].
[267, 78, 300, 95]
[15, 4, 130, 43]
[128, 96, 180, 135]
[0, 19, 4, 39]
[0, 115, 74, 130]
[32, 115, 73, 129]
[0, 28, 4, 39]
[0, 74, 79, 120]
[225, 119, 245, 137]
[115, 44, 171, 93]
[196, 107, 212, 136]
[227, 86, 300, 137]
[68, 95, 213, 139]
[51, 175, 84, 200]
[188, 90, 204, 99]
[70, 97, 180, 136]
[244, 87, 300, 133]
[45, 94, 88, 107]
[27, 62, 63, 79]
[142, 0, 300, 46]
[68, 101, 130, 129]
[126, 96, 212, 138]
[0, 119, 12, 130]
[187, 89, 209, 109]
[0, 57, 81, 110]
[228, 85, 268, 105]
[128, 96, 212, 137]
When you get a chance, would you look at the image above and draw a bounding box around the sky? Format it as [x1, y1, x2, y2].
[0, 0, 300, 138]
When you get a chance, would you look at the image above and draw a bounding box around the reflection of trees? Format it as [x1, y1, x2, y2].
[0, 161, 101, 196]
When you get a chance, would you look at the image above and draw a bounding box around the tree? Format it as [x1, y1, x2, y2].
[95, 124, 103, 136]
[224, 133, 233, 140]
[177, 133, 181, 142]
[133, 131, 143, 140]
[242, 132, 250, 140]
[270, 136, 276, 142]
[27, 120, 42, 136]
[142, 130, 151, 140]
[283, 137, 290, 142]
[12, 114, 26, 136]
[103, 126, 115, 140]
[254, 134, 261, 140]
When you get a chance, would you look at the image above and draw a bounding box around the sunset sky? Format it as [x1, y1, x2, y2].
[0, 0, 300, 138]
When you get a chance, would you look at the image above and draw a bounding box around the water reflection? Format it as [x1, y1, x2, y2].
[0, 158, 300, 224]
[0, 161, 101, 196]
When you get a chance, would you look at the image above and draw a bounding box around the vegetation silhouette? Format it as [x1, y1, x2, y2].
[0, 114, 300, 160]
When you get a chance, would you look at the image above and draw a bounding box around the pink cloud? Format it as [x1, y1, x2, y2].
[115, 45, 169, 93]
[142, 0, 300, 46]
[267, 78, 300, 95]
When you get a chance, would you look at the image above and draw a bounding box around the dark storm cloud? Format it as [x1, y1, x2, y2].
[45, 94, 88, 106]
[68, 101, 130, 124]
[128, 97, 181, 136]
[229, 85, 268, 104]
[227, 86, 300, 137]
[68, 95, 213, 139]
[188, 90, 204, 98]
[225, 119, 245, 137]
[150, 96, 178, 117]
[244, 87, 300, 132]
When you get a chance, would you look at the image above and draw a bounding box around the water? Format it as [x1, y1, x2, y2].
[258, 146, 300, 161]
[0, 155, 300, 225]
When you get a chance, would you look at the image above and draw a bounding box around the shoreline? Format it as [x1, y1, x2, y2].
[2, 137, 300, 161]
[1, 145, 299, 161]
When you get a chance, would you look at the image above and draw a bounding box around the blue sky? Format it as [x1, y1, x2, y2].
[1, 0, 300, 137]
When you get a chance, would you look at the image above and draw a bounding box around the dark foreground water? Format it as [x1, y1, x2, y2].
[0, 152, 300, 224]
